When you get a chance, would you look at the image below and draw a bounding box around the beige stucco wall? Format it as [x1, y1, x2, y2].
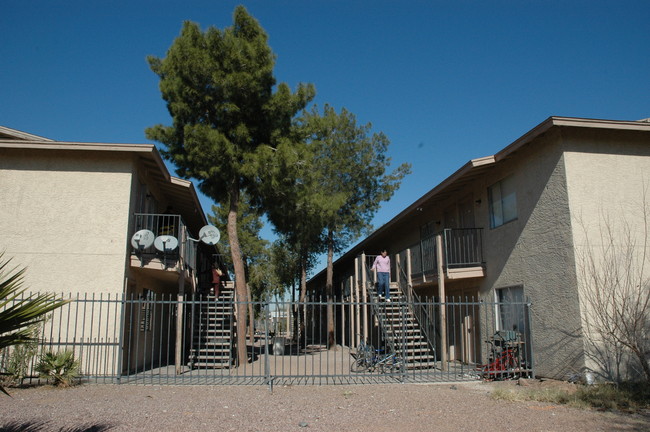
[0, 149, 134, 295]
[477, 132, 585, 379]
[564, 130, 650, 379]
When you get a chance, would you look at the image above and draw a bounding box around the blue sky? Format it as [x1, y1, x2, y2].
[2, 1, 649, 273]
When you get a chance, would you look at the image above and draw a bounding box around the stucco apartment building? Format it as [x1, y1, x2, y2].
[307, 116, 650, 380]
[0, 126, 222, 374]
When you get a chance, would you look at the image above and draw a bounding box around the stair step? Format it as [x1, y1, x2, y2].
[191, 361, 232, 368]
[389, 329, 427, 337]
[190, 292, 235, 370]
[194, 327, 232, 333]
[195, 324, 231, 329]
[192, 338, 231, 345]
[371, 289, 437, 366]
[192, 349, 231, 356]
[390, 341, 431, 348]
[404, 359, 437, 369]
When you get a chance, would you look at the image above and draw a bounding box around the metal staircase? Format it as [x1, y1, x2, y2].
[189, 281, 235, 369]
[370, 282, 437, 370]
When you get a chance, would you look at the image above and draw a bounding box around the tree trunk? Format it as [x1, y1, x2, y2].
[326, 229, 335, 349]
[247, 283, 255, 348]
[227, 181, 248, 366]
[298, 255, 308, 347]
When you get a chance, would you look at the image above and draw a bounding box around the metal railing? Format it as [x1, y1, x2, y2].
[395, 261, 437, 356]
[361, 257, 398, 355]
[131, 213, 197, 270]
[1, 292, 534, 387]
[398, 228, 484, 280]
[443, 228, 483, 268]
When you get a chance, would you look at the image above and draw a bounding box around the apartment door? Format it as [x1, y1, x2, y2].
[458, 196, 475, 228]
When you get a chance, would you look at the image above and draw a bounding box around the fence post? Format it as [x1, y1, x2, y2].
[115, 292, 127, 384]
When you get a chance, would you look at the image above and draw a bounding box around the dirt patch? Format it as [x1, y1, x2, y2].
[490, 377, 581, 394]
[2, 380, 649, 431]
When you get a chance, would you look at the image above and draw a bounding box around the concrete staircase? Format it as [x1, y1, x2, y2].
[189, 281, 235, 369]
[372, 282, 437, 369]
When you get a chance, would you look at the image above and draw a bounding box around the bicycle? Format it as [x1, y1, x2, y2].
[351, 340, 404, 374]
[478, 331, 524, 380]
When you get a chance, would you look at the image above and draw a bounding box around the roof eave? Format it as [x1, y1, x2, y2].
[314, 116, 650, 277]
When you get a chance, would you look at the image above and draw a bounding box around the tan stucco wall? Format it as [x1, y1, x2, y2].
[0, 149, 134, 295]
[564, 130, 650, 379]
[476, 133, 585, 379]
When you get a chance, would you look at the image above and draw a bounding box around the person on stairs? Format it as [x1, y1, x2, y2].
[371, 250, 391, 302]
[211, 267, 223, 298]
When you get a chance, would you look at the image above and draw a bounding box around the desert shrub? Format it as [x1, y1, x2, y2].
[575, 382, 650, 412]
[0, 324, 40, 387]
[491, 381, 650, 413]
[35, 350, 80, 387]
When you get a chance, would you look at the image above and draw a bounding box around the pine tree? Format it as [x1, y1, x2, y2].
[146, 6, 314, 364]
[301, 105, 411, 348]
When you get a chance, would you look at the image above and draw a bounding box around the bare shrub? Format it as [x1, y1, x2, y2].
[575, 186, 650, 382]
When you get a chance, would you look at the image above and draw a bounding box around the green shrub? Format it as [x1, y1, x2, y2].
[35, 350, 80, 387]
[1, 324, 40, 387]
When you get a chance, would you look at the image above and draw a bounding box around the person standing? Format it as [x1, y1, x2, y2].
[211, 267, 223, 298]
[371, 250, 391, 302]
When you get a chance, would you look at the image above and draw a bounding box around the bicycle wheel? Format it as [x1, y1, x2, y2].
[380, 355, 404, 374]
[391, 356, 405, 373]
[351, 358, 369, 373]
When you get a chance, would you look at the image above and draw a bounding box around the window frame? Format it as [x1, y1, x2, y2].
[488, 175, 518, 228]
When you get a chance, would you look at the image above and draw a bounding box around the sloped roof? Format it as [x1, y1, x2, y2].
[0, 126, 209, 233]
[309, 116, 650, 281]
[0, 126, 54, 141]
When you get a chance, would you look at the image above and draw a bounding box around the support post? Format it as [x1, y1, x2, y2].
[406, 249, 413, 302]
[340, 280, 346, 348]
[395, 253, 401, 297]
[348, 275, 354, 347]
[361, 252, 368, 343]
[175, 273, 185, 374]
[354, 257, 361, 347]
[437, 234, 448, 371]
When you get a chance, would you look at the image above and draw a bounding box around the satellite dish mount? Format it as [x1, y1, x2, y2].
[131, 229, 155, 267]
[189, 225, 221, 245]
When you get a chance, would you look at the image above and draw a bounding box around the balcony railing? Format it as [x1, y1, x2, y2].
[443, 228, 483, 268]
[400, 228, 484, 281]
[130, 213, 197, 270]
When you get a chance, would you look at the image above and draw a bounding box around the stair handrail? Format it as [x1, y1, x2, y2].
[362, 256, 398, 355]
[396, 260, 437, 357]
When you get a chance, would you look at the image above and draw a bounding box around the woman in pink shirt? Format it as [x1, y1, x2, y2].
[371, 250, 391, 302]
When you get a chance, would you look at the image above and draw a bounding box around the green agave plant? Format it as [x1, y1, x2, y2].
[0, 252, 70, 394]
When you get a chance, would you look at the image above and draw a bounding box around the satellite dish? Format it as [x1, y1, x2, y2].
[131, 229, 155, 250]
[199, 225, 220, 245]
[154, 235, 179, 252]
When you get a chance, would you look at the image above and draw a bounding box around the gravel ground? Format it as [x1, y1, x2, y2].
[1, 381, 648, 432]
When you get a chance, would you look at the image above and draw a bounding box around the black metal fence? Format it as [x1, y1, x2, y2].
[1, 293, 534, 387]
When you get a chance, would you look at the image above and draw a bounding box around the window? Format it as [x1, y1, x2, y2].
[495, 285, 531, 364]
[488, 175, 517, 228]
[495, 285, 525, 333]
